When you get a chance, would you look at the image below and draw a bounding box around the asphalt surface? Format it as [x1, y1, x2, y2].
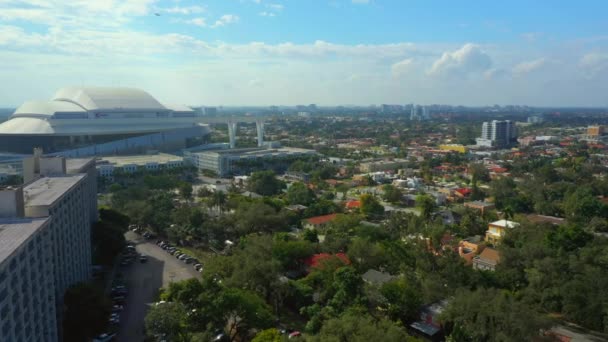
[116, 231, 200, 342]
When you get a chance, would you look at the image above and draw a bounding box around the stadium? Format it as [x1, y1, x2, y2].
[0, 87, 210, 156]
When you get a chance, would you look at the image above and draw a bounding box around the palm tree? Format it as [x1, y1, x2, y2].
[212, 190, 227, 214]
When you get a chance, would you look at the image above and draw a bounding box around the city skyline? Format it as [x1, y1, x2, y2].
[0, 0, 607, 106]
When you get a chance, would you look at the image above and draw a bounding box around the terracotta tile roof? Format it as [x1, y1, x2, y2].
[303, 253, 351, 268]
[477, 248, 500, 264]
[305, 213, 338, 226]
[345, 200, 361, 209]
[455, 188, 472, 196]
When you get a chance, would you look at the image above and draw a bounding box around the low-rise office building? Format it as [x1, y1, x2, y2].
[185, 147, 317, 177]
[359, 158, 408, 173]
[96, 153, 184, 178]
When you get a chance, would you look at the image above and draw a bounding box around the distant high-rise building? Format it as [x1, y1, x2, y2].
[476, 120, 518, 148]
[410, 104, 430, 121]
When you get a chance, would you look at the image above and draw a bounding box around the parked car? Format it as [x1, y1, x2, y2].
[93, 333, 116, 342]
[288, 331, 302, 339]
[140, 255, 148, 263]
[178, 254, 189, 260]
[194, 264, 203, 272]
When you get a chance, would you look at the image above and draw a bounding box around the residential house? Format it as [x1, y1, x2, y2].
[464, 201, 495, 215]
[458, 236, 485, 265]
[473, 247, 500, 271]
[485, 219, 519, 244]
[409, 300, 448, 341]
[361, 269, 395, 286]
[303, 213, 338, 230]
[303, 253, 350, 274]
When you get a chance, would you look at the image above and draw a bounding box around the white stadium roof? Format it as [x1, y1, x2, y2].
[52, 86, 166, 111]
[0, 86, 199, 135]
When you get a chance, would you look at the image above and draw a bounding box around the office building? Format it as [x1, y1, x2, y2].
[410, 104, 430, 121]
[96, 153, 184, 179]
[0, 216, 57, 342]
[476, 120, 518, 148]
[185, 147, 317, 177]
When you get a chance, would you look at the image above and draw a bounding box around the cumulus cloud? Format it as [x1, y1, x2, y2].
[429, 43, 492, 76]
[211, 14, 239, 28]
[579, 53, 608, 78]
[512, 58, 547, 75]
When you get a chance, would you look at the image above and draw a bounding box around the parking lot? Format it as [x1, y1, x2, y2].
[113, 231, 201, 342]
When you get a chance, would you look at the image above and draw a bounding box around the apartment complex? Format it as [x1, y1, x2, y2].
[476, 120, 518, 148]
[0, 154, 96, 342]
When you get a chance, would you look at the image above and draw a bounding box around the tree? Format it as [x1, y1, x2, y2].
[441, 288, 549, 342]
[383, 184, 403, 203]
[308, 311, 417, 342]
[563, 187, 606, 223]
[416, 194, 436, 220]
[360, 194, 384, 220]
[63, 283, 111, 342]
[179, 181, 193, 199]
[210, 190, 227, 213]
[286, 182, 315, 205]
[91, 220, 126, 265]
[247, 171, 285, 196]
[380, 278, 422, 323]
[145, 302, 193, 342]
[252, 328, 283, 342]
[219, 288, 274, 341]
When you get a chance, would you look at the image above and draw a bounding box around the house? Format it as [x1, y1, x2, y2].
[303, 253, 350, 273]
[454, 187, 472, 199]
[345, 200, 361, 210]
[485, 219, 519, 244]
[303, 213, 338, 230]
[409, 300, 448, 341]
[458, 236, 485, 265]
[361, 269, 395, 286]
[285, 204, 308, 213]
[464, 201, 495, 215]
[473, 247, 500, 271]
[526, 214, 566, 226]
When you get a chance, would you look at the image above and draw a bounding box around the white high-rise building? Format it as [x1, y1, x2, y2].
[476, 120, 518, 148]
[0, 216, 58, 342]
[410, 104, 430, 121]
[0, 154, 96, 342]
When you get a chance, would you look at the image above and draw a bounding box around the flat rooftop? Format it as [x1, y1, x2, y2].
[24, 174, 86, 207]
[0, 217, 50, 264]
[198, 147, 316, 157]
[66, 158, 95, 173]
[97, 153, 183, 167]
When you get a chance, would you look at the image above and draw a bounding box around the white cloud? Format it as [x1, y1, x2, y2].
[521, 32, 543, 42]
[162, 5, 205, 15]
[579, 52, 608, 78]
[512, 58, 546, 75]
[352, 0, 370, 4]
[391, 58, 414, 77]
[259, 11, 276, 17]
[186, 17, 207, 27]
[267, 3, 284, 10]
[429, 43, 492, 76]
[211, 14, 239, 28]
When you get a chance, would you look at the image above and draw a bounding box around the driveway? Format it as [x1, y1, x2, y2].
[116, 231, 200, 342]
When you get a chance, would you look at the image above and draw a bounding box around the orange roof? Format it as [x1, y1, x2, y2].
[478, 248, 500, 263]
[345, 200, 361, 209]
[305, 213, 338, 225]
[304, 253, 351, 269]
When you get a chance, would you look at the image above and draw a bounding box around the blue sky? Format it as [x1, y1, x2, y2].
[0, 0, 607, 106]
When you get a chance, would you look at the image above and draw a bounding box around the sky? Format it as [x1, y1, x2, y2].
[0, 0, 607, 107]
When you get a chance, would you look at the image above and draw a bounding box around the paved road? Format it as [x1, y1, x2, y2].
[116, 232, 200, 342]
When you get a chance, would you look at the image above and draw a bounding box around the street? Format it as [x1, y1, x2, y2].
[116, 231, 200, 342]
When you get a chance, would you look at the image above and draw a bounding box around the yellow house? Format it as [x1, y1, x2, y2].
[485, 219, 519, 244]
[439, 144, 468, 154]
